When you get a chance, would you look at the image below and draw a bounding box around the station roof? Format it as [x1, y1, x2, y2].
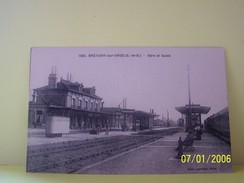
[175, 104, 211, 114]
[134, 110, 156, 118]
[101, 107, 157, 117]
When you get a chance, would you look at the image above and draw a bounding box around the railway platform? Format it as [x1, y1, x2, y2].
[26, 127, 232, 174]
[75, 131, 232, 174]
[27, 127, 174, 146]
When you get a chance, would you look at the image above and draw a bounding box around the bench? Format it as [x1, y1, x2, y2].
[183, 138, 195, 152]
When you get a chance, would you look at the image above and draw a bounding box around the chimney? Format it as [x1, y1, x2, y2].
[48, 67, 57, 88]
[32, 89, 37, 103]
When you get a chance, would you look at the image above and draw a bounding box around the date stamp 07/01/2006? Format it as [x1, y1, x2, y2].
[181, 154, 232, 164]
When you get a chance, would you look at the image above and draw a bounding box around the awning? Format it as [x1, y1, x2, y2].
[175, 104, 211, 114]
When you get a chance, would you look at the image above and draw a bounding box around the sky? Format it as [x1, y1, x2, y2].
[29, 47, 228, 121]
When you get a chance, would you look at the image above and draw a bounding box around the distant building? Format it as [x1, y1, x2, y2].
[101, 107, 155, 131]
[177, 118, 184, 126]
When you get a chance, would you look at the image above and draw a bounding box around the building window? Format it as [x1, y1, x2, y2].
[72, 98, 76, 108]
[79, 100, 82, 109]
[95, 103, 98, 111]
[35, 110, 43, 124]
[85, 101, 88, 109]
[36, 110, 43, 115]
[91, 102, 93, 110]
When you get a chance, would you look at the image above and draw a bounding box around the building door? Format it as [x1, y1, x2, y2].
[35, 110, 43, 127]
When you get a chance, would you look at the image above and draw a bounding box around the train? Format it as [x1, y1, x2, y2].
[204, 107, 231, 144]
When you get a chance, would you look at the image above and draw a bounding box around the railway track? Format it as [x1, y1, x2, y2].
[27, 128, 180, 173]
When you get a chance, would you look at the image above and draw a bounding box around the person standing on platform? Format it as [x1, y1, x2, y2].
[105, 120, 110, 135]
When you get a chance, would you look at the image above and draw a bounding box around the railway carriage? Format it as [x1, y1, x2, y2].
[204, 107, 230, 144]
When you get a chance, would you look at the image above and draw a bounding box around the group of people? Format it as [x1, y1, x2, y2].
[95, 121, 111, 135]
[194, 124, 203, 140]
[175, 124, 203, 159]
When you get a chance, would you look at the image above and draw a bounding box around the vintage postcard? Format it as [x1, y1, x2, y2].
[27, 47, 232, 174]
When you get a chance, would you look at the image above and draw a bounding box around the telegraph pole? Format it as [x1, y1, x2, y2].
[167, 109, 169, 127]
[187, 64, 192, 130]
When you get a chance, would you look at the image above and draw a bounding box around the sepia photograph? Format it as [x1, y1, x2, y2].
[26, 47, 232, 174]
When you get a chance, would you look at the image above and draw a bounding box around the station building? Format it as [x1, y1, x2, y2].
[29, 71, 155, 131]
[29, 71, 110, 130]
